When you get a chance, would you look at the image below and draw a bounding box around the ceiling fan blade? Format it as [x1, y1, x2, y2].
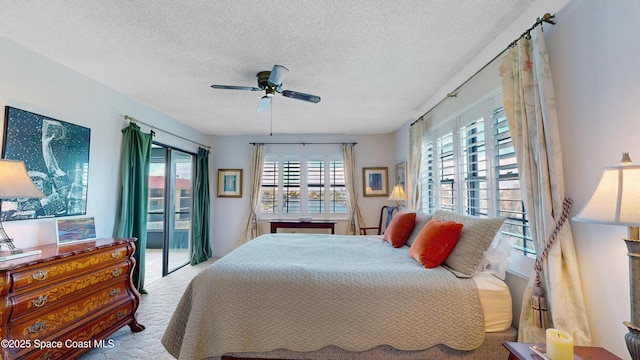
[256, 96, 272, 112]
[281, 90, 321, 103]
[210, 84, 261, 91]
[268, 65, 289, 86]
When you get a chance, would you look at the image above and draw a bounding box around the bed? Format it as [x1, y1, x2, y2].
[162, 210, 516, 360]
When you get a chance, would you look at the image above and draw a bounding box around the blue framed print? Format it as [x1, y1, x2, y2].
[363, 167, 388, 197]
[217, 169, 242, 198]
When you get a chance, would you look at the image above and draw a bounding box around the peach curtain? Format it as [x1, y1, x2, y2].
[238, 143, 265, 246]
[498, 27, 591, 345]
[342, 144, 365, 234]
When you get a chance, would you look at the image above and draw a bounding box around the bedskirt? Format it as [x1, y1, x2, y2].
[219, 327, 517, 360]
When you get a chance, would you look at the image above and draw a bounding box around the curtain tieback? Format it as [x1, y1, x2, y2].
[531, 197, 573, 329]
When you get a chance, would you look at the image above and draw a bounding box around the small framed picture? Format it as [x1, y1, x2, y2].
[362, 167, 388, 197]
[56, 217, 97, 245]
[217, 169, 243, 198]
[395, 161, 407, 188]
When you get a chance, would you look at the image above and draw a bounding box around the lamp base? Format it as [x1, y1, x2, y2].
[0, 221, 23, 254]
[625, 321, 640, 360]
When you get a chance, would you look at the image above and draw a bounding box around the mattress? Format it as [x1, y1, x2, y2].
[473, 272, 512, 332]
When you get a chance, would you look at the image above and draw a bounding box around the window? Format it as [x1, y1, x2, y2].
[460, 119, 488, 217]
[260, 154, 347, 218]
[437, 132, 456, 211]
[418, 92, 532, 256]
[493, 108, 533, 257]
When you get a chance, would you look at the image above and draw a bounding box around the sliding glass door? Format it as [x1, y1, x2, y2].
[147, 143, 194, 283]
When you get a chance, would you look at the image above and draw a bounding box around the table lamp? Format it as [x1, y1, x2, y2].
[384, 184, 408, 228]
[0, 159, 46, 255]
[388, 184, 408, 208]
[573, 153, 640, 360]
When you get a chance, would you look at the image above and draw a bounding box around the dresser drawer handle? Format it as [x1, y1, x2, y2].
[39, 352, 52, 360]
[31, 270, 49, 281]
[32, 295, 48, 308]
[109, 288, 120, 297]
[112, 268, 122, 277]
[27, 321, 45, 333]
[111, 251, 122, 259]
[116, 309, 126, 320]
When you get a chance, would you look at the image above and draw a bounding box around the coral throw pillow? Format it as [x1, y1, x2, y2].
[382, 212, 416, 248]
[409, 218, 464, 268]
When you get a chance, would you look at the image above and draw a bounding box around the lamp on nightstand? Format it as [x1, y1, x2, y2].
[0, 159, 46, 256]
[573, 153, 640, 360]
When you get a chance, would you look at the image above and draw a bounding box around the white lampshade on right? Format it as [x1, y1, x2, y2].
[573, 164, 640, 226]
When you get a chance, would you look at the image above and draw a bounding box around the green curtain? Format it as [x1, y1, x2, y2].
[191, 147, 212, 265]
[113, 122, 153, 294]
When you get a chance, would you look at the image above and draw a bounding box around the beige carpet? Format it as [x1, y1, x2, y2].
[78, 257, 218, 360]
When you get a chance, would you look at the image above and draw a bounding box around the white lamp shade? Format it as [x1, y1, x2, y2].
[0, 160, 46, 199]
[388, 185, 408, 201]
[573, 165, 640, 226]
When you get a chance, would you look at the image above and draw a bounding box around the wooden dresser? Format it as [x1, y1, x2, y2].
[0, 238, 145, 360]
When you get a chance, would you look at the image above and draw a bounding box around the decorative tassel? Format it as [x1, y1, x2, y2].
[531, 276, 549, 329]
[531, 197, 573, 329]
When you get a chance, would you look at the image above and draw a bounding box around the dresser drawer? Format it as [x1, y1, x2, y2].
[9, 260, 132, 322]
[18, 301, 135, 360]
[9, 280, 130, 342]
[9, 244, 132, 293]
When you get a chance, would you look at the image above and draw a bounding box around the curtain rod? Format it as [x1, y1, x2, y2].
[249, 142, 357, 146]
[124, 115, 211, 149]
[410, 12, 556, 127]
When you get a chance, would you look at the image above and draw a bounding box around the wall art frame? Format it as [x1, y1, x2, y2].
[1, 106, 91, 221]
[362, 167, 388, 197]
[395, 161, 407, 189]
[217, 169, 243, 198]
[56, 217, 97, 245]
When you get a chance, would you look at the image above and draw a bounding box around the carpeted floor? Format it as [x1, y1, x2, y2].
[77, 257, 218, 360]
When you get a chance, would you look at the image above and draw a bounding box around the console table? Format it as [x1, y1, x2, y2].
[269, 220, 337, 234]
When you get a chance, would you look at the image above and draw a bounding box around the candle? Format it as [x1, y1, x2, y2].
[546, 328, 574, 360]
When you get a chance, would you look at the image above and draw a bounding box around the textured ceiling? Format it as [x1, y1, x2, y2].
[1, 1, 535, 136]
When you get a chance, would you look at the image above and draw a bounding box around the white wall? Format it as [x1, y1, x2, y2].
[550, 1, 640, 358]
[394, 0, 639, 358]
[211, 133, 396, 256]
[0, 38, 212, 248]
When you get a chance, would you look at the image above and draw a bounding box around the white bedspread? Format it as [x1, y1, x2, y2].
[162, 233, 486, 359]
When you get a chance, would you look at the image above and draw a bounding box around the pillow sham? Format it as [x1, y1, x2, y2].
[476, 232, 512, 280]
[433, 210, 505, 277]
[382, 212, 416, 247]
[405, 212, 432, 246]
[409, 218, 463, 268]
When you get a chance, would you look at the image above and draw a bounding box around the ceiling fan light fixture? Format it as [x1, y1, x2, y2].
[257, 95, 272, 112]
[210, 64, 321, 112]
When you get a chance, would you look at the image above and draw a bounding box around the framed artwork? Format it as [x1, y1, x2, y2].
[395, 161, 407, 188]
[56, 217, 97, 245]
[1, 107, 91, 221]
[217, 169, 243, 197]
[362, 167, 388, 197]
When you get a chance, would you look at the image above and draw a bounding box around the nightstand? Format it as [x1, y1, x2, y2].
[502, 342, 622, 360]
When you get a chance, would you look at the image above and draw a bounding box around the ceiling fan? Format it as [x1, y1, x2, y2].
[210, 65, 321, 112]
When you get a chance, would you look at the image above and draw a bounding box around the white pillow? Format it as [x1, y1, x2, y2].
[476, 232, 512, 280]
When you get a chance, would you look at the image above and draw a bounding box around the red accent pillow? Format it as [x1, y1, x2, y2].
[382, 212, 416, 247]
[409, 218, 464, 268]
